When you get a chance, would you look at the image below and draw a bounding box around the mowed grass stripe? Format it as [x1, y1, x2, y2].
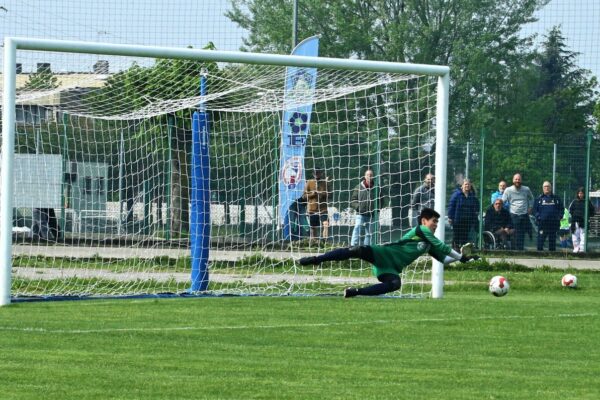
[1, 286, 599, 399]
[0, 311, 597, 334]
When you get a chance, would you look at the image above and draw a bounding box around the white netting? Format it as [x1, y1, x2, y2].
[5, 47, 441, 298]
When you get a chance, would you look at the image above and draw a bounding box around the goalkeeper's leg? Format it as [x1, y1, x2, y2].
[345, 273, 401, 298]
[298, 245, 375, 265]
[298, 246, 401, 298]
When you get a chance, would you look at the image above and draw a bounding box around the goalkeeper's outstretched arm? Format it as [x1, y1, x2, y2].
[443, 248, 479, 265]
[443, 248, 463, 265]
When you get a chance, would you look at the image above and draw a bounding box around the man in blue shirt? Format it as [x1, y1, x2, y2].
[532, 181, 563, 251]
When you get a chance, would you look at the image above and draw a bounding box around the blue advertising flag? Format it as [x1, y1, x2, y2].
[279, 36, 319, 240]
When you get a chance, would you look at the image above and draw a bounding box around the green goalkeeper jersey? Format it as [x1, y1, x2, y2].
[370, 225, 452, 277]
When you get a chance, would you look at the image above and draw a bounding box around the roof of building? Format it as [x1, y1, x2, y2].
[0, 73, 109, 106]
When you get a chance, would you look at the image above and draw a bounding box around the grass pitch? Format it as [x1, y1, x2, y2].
[1, 269, 599, 400]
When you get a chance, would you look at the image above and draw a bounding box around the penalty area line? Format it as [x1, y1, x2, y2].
[0, 312, 596, 334]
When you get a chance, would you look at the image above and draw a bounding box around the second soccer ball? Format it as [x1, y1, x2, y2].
[561, 274, 578, 289]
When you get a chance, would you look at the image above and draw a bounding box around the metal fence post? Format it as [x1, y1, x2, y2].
[584, 129, 593, 252]
[477, 129, 486, 249]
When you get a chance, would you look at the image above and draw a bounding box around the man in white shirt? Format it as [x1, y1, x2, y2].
[502, 173, 534, 250]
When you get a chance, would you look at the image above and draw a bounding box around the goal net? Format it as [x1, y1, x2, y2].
[1, 38, 448, 302]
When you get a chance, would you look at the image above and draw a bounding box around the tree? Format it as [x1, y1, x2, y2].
[22, 67, 58, 90]
[86, 44, 220, 235]
[532, 26, 597, 137]
[227, 0, 551, 224]
[227, 0, 549, 139]
[482, 26, 599, 194]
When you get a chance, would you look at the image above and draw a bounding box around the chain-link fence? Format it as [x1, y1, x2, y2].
[447, 131, 600, 252]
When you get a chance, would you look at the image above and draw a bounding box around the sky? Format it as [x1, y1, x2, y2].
[0, 0, 246, 72]
[522, 0, 600, 79]
[0, 0, 599, 78]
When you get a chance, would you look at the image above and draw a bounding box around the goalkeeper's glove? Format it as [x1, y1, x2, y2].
[460, 254, 480, 263]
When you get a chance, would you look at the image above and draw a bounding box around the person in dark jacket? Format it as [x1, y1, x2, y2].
[447, 178, 479, 250]
[288, 196, 309, 241]
[410, 173, 435, 227]
[532, 181, 563, 251]
[350, 168, 378, 245]
[484, 198, 514, 249]
[568, 187, 596, 253]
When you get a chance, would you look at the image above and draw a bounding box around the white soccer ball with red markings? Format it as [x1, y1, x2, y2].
[561, 274, 578, 289]
[489, 275, 509, 297]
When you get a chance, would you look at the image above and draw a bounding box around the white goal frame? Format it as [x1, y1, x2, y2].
[1, 37, 449, 306]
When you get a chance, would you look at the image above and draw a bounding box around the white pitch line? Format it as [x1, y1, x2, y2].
[0, 312, 596, 335]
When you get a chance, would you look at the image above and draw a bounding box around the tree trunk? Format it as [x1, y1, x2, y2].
[170, 124, 190, 235]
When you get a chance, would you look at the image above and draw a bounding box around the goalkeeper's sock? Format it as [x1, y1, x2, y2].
[356, 282, 401, 296]
[298, 256, 320, 266]
[351, 274, 402, 296]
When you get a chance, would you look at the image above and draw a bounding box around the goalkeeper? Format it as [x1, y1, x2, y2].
[299, 207, 477, 298]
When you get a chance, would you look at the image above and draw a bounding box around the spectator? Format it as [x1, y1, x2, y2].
[568, 187, 596, 253]
[502, 173, 534, 250]
[410, 173, 435, 227]
[558, 208, 572, 249]
[288, 196, 308, 241]
[350, 168, 378, 246]
[532, 181, 563, 251]
[447, 178, 479, 250]
[484, 198, 514, 249]
[32, 208, 59, 241]
[302, 168, 329, 242]
[490, 180, 510, 210]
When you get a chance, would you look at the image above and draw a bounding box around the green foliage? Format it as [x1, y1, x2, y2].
[227, 0, 551, 139]
[509, 27, 598, 137]
[88, 53, 217, 116]
[227, 1, 599, 199]
[21, 68, 59, 90]
[469, 27, 599, 196]
[77, 43, 221, 231]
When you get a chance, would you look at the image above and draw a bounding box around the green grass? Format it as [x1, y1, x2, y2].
[1, 272, 599, 399]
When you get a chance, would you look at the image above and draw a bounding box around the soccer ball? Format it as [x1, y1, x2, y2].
[561, 274, 578, 289]
[489, 275, 510, 297]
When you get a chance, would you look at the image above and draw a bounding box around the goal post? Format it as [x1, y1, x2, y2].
[0, 37, 449, 305]
[1, 39, 17, 306]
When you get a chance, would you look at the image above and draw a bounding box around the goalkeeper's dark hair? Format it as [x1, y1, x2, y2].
[419, 207, 440, 222]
